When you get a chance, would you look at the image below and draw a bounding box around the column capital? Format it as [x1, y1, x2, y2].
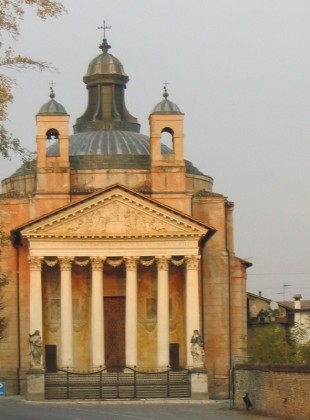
[185, 255, 200, 270]
[156, 256, 171, 271]
[124, 257, 138, 271]
[59, 257, 73, 271]
[91, 257, 104, 271]
[28, 256, 43, 271]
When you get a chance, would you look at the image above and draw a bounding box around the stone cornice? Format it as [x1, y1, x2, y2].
[19, 187, 211, 241]
[14, 184, 215, 239]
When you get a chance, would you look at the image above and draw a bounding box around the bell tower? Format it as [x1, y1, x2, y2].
[36, 88, 70, 196]
[149, 88, 190, 214]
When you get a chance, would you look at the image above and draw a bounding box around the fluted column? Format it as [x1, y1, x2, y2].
[185, 255, 201, 368]
[91, 257, 105, 367]
[29, 257, 43, 350]
[60, 257, 73, 368]
[156, 256, 170, 368]
[125, 257, 138, 367]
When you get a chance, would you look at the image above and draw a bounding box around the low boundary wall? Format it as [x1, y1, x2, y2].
[234, 365, 310, 419]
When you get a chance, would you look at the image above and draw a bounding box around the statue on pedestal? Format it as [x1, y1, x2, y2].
[190, 329, 204, 367]
[29, 330, 42, 368]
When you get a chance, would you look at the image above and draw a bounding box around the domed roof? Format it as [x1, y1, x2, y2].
[43, 130, 204, 175]
[72, 131, 153, 155]
[85, 38, 127, 77]
[152, 88, 182, 114]
[75, 37, 137, 134]
[9, 39, 207, 181]
[37, 88, 67, 115]
[47, 131, 169, 156]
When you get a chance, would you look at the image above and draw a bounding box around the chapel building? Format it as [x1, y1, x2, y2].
[0, 35, 250, 399]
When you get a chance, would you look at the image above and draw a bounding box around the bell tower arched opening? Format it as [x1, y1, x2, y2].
[46, 128, 60, 156]
[161, 127, 174, 155]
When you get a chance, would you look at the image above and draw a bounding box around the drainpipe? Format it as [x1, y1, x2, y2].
[192, 197, 205, 344]
[198, 231, 215, 361]
[199, 242, 204, 344]
[225, 201, 232, 400]
[193, 196, 216, 372]
[13, 244, 21, 395]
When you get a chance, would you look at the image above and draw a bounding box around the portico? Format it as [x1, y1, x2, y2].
[28, 254, 201, 370]
[20, 185, 214, 372]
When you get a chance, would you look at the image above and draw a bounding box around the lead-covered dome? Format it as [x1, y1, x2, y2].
[37, 88, 67, 115]
[43, 130, 204, 175]
[152, 88, 182, 114]
[86, 39, 127, 77]
[74, 37, 139, 134]
[4, 36, 208, 185]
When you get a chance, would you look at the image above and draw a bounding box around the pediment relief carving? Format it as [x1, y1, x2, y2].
[22, 191, 207, 239]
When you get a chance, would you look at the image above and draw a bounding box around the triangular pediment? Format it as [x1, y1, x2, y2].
[20, 186, 210, 240]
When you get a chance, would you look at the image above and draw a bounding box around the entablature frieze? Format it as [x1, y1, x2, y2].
[28, 239, 201, 258]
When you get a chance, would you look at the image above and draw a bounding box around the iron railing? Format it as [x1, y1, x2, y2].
[45, 366, 191, 400]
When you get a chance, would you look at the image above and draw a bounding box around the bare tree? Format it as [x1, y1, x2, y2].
[0, 0, 65, 159]
[0, 0, 65, 339]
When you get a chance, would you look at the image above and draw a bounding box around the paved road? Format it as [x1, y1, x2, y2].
[0, 398, 278, 420]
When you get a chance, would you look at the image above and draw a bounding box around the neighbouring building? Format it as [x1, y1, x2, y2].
[247, 292, 291, 328]
[0, 34, 251, 399]
[279, 294, 310, 343]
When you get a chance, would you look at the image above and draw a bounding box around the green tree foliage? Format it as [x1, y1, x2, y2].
[248, 321, 310, 365]
[290, 317, 310, 364]
[248, 324, 292, 364]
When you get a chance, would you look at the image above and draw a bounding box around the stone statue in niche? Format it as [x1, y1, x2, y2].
[190, 329, 204, 367]
[29, 330, 42, 367]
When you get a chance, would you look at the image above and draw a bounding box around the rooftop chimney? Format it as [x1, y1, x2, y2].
[293, 294, 302, 310]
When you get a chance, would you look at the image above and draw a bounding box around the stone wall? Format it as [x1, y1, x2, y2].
[234, 365, 310, 419]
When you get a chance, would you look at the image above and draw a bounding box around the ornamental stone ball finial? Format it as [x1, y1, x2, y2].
[49, 81, 56, 99]
[163, 80, 169, 99]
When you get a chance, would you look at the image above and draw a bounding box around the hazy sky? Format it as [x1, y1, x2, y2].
[2, 0, 310, 301]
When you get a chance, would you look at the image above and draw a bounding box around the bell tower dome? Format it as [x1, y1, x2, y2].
[36, 87, 70, 195]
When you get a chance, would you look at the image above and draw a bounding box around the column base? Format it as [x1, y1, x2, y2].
[26, 368, 45, 401]
[190, 368, 209, 400]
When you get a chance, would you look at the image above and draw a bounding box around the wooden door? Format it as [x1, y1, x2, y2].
[104, 297, 125, 369]
[45, 344, 57, 372]
[169, 343, 180, 371]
